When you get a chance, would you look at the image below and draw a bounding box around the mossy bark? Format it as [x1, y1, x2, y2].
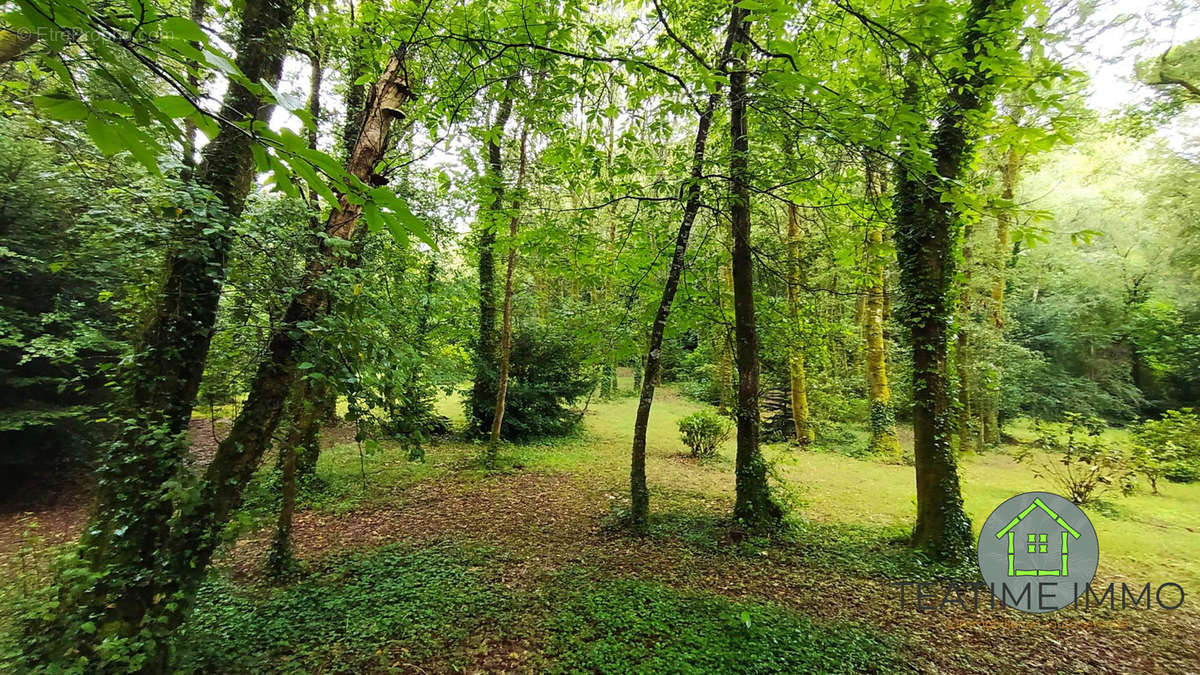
[863, 160, 899, 460]
[729, 8, 781, 530]
[785, 203, 813, 446]
[893, 0, 1020, 561]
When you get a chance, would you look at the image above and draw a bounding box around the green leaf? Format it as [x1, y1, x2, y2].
[154, 95, 195, 118]
[34, 95, 88, 121]
[85, 115, 123, 156]
[158, 16, 207, 43]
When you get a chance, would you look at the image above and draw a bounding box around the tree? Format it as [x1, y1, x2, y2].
[728, 6, 781, 530]
[892, 0, 1023, 560]
[630, 2, 737, 532]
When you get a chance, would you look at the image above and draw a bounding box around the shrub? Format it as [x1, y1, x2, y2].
[1133, 408, 1200, 490]
[678, 410, 731, 460]
[467, 323, 594, 441]
[1016, 413, 1135, 505]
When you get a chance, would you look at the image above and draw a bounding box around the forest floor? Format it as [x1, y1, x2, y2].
[2, 381, 1199, 673]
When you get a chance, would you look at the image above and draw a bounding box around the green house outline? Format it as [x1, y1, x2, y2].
[994, 497, 1081, 577]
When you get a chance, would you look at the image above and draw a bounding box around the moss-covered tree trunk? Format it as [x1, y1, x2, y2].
[630, 10, 737, 532]
[729, 8, 781, 530]
[863, 159, 898, 459]
[471, 93, 514, 436]
[981, 147, 1021, 446]
[785, 202, 813, 446]
[43, 1, 296, 667]
[893, 0, 1020, 560]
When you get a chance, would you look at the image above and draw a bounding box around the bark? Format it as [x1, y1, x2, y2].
[471, 93, 514, 435]
[76, 49, 408, 667]
[981, 147, 1021, 446]
[717, 260, 735, 412]
[893, 0, 1019, 561]
[487, 126, 529, 461]
[0, 27, 35, 64]
[728, 8, 781, 529]
[785, 203, 813, 446]
[180, 0, 207, 177]
[957, 224, 974, 453]
[863, 159, 899, 460]
[630, 10, 738, 532]
[53, 1, 295, 665]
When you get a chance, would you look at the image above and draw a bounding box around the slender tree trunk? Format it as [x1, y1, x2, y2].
[630, 10, 738, 532]
[785, 203, 813, 446]
[981, 147, 1020, 446]
[863, 160, 900, 460]
[487, 126, 529, 461]
[46, 1, 296, 666]
[728, 8, 781, 529]
[957, 224, 974, 453]
[180, 0, 207, 178]
[472, 93, 514, 436]
[717, 260, 735, 412]
[893, 0, 1019, 561]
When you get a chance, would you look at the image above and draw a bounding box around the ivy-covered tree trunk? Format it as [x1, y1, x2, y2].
[488, 126, 529, 461]
[630, 9, 737, 532]
[893, 0, 1020, 561]
[41, 0, 296, 667]
[472, 94, 514, 436]
[863, 160, 899, 460]
[164, 46, 412, 613]
[728, 8, 781, 530]
[785, 202, 813, 446]
[52, 48, 410, 671]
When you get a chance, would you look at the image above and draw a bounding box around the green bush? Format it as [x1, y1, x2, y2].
[678, 410, 731, 460]
[467, 322, 594, 441]
[1133, 408, 1200, 489]
[1017, 413, 1136, 505]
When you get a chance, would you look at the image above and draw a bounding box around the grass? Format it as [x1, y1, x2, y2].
[175, 544, 511, 673]
[303, 379, 1200, 589]
[543, 576, 903, 674]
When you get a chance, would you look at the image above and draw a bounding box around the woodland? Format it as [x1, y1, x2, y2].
[0, 0, 1199, 672]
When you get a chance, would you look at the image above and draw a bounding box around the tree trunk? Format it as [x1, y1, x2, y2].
[49, 0, 296, 666]
[487, 126, 529, 462]
[957, 224, 974, 453]
[981, 147, 1020, 446]
[785, 203, 813, 446]
[863, 159, 899, 460]
[472, 93, 514, 436]
[893, 0, 1019, 561]
[76, 49, 409, 666]
[630, 10, 738, 532]
[729, 8, 780, 530]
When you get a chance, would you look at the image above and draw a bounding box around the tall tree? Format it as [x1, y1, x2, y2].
[893, 0, 1021, 560]
[488, 125, 530, 462]
[471, 91, 514, 436]
[785, 201, 813, 445]
[36, 0, 297, 666]
[863, 158, 900, 459]
[728, 6, 780, 529]
[630, 4, 738, 531]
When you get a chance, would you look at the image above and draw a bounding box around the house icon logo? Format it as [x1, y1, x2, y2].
[977, 492, 1099, 613]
